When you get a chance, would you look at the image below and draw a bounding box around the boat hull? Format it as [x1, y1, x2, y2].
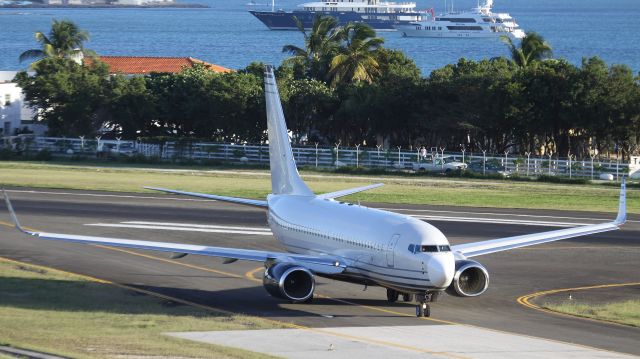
[249, 10, 417, 31]
[396, 26, 525, 39]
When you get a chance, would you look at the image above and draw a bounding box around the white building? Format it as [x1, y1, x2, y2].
[0, 71, 47, 137]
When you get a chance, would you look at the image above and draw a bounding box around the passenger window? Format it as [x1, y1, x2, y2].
[408, 244, 415, 253]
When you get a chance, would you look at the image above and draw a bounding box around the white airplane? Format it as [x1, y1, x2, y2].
[3, 65, 627, 317]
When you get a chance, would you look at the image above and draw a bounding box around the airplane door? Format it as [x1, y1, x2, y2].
[386, 234, 400, 267]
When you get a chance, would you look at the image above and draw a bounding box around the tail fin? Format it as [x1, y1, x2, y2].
[263, 65, 313, 196]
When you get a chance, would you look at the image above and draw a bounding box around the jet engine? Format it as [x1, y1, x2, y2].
[263, 263, 315, 303]
[446, 260, 489, 297]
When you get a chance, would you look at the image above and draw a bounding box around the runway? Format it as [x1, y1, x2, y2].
[0, 188, 638, 356]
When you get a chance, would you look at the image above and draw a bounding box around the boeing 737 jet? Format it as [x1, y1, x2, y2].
[3, 65, 627, 317]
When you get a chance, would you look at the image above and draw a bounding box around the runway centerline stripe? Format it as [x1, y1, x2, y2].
[85, 223, 272, 236]
[123, 221, 271, 231]
[517, 282, 640, 328]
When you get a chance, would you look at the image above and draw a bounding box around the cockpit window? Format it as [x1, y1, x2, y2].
[419, 245, 451, 253]
[421, 245, 438, 252]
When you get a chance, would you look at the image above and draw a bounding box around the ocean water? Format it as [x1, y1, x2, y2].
[0, 0, 639, 75]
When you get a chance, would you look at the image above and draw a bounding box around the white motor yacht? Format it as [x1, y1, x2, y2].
[396, 0, 525, 39]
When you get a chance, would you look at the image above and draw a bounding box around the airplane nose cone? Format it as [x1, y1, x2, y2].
[428, 254, 455, 288]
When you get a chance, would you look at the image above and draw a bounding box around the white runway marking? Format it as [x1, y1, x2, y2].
[85, 222, 273, 236]
[379, 206, 622, 222]
[123, 221, 271, 231]
[10, 188, 636, 223]
[85, 214, 586, 236]
[169, 325, 634, 359]
[7, 189, 214, 202]
[412, 215, 588, 227]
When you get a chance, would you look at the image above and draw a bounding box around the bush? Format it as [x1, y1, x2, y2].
[0, 148, 16, 160]
[536, 175, 589, 185]
[33, 149, 52, 161]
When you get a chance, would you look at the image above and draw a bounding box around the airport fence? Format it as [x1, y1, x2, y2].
[0, 135, 631, 180]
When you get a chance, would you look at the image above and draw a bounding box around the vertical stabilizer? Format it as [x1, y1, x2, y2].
[264, 65, 314, 196]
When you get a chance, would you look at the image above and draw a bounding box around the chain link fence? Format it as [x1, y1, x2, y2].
[0, 135, 630, 180]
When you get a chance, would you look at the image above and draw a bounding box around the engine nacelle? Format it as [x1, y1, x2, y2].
[263, 263, 315, 302]
[446, 260, 489, 297]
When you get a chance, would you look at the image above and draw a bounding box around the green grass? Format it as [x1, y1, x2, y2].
[0, 161, 636, 213]
[544, 300, 640, 327]
[0, 259, 281, 359]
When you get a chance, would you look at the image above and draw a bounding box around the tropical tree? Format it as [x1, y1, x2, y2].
[282, 16, 341, 80]
[500, 31, 552, 68]
[14, 57, 109, 136]
[328, 23, 384, 87]
[19, 19, 94, 66]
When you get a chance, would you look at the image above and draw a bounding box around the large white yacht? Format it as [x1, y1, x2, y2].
[396, 0, 525, 38]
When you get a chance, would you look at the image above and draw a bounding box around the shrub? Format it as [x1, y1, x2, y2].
[33, 149, 52, 161]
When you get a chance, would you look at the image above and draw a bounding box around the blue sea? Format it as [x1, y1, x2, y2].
[1, 0, 639, 75]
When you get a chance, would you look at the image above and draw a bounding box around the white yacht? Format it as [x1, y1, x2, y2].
[396, 0, 525, 39]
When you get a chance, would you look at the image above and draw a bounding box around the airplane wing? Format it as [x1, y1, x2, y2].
[452, 180, 627, 258]
[2, 191, 344, 275]
[144, 187, 268, 208]
[316, 183, 384, 200]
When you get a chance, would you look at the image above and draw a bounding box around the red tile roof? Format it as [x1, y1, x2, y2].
[86, 56, 232, 74]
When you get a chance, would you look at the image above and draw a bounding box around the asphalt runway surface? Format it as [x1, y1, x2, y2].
[0, 188, 638, 356]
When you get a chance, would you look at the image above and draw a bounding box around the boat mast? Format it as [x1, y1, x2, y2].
[271, 0, 274, 12]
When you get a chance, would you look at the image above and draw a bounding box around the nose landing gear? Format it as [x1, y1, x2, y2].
[416, 302, 430, 317]
[387, 289, 436, 317]
[415, 292, 438, 317]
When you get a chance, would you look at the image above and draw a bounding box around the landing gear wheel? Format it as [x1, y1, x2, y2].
[416, 302, 430, 317]
[386, 289, 399, 303]
[402, 293, 414, 302]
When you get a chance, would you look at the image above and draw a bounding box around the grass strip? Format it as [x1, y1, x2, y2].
[0, 259, 281, 359]
[544, 300, 640, 327]
[0, 161, 636, 213]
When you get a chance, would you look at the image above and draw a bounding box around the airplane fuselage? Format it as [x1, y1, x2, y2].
[267, 194, 456, 294]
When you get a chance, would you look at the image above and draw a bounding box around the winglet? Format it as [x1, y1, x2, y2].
[615, 178, 627, 226]
[2, 189, 30, 235]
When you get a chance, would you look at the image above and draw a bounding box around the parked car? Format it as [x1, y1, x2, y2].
[413, 156, 467, 173]
[468, 161, 511, 177]
[98, 143, 138, 158]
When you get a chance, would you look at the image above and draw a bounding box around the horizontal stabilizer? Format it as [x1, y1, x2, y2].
[316, 183, 384, 200]
[145, 187, 267, 208]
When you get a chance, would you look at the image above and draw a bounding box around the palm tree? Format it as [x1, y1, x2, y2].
[19, 19, 94, 65]
[327, 23, 384, 87]
[500, 31, 552, 67]
[282, 16, 341, 79]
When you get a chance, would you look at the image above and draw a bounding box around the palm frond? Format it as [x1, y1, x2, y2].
[282, 45, 307, 57]
[18, 49, 45, 63]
